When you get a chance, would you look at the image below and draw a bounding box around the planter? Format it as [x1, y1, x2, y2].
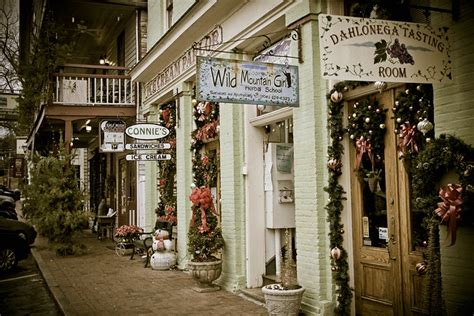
[150, 251, 176, 270]
[262, 284, 305, 316]
[187, 259, 222, 292]
[115, 242, 134, 256]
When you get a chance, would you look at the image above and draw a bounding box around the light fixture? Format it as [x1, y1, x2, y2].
[99, 55, 106, 65]
[85, 119, 91, 125]
[85, 125, 92, 132]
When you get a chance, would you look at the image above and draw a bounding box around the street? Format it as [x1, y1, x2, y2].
[0, 252, 62, 315]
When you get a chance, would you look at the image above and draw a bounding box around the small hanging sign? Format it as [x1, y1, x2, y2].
[196, 56, 299, 107]
[99, 119, 126, 153]
[318, 14, 451, 83]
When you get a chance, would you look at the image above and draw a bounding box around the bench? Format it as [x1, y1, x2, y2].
[130, 233, 153, 267]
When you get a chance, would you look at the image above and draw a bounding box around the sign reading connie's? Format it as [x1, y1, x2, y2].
[196, 57, 299, 107]
[99, 120, 126, 153]
[318, 14, 451, 83]
[125, 123, 169, 140]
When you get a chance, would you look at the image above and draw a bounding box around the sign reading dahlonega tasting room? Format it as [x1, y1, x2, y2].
[196, 57, 299, 107]
[125, 123, 169, 140]
[318, 14, 451, 83]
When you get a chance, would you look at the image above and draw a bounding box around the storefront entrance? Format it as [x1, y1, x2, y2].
[118, 157, 136, 226]
[349, 87, 425, 315]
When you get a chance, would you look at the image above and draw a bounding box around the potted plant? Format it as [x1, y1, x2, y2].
[187, 185, 224, 292]
[262, 229, 305, 316]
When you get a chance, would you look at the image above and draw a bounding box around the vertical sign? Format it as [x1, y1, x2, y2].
[99, 120, 126, 153]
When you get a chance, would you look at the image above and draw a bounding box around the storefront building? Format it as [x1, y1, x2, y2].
[131, 1, 474, 315]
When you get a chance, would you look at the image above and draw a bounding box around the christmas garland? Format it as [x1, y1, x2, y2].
[156, 101, 177, 232]
[325, 81, 368, 315]
[411, 134, 474, 315]
[190, 100, 220, 187]
[392, 84, 434, 159]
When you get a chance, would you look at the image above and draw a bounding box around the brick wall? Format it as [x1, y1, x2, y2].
[287, 1, 334, 314]
[432, 1, 474, 314]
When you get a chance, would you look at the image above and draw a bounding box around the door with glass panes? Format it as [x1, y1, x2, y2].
[350, 86, 426, 315]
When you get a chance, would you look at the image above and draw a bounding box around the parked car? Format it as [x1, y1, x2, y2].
[0, 186, 21, 201]
[0, 197, 17, 220]
[0, 218, 36, 273]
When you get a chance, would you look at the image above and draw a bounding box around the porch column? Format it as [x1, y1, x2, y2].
[176, 81, 194, 269]
[64, 119, 73, 152]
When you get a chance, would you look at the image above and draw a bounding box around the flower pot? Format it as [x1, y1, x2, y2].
[187, 259, 222, 292]
[262, 284, 305, 316]
[150, 251, 176, 270]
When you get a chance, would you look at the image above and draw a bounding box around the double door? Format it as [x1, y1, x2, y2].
[350, 87, 425, 315]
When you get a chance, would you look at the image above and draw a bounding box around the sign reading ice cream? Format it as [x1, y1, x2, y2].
[318, 14, 451, 83]
[196, 57, 299, 107]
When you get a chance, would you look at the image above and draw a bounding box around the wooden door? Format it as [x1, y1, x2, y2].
[118, 158, 137, 226]
[350, 87, 425, 315]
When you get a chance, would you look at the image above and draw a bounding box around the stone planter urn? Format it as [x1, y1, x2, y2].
[262, 284, 305, 316]
[187, 259, 222, 292]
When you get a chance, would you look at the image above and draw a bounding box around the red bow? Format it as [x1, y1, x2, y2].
[355, 137, 373, 170]
[434, 184, 463, 246]
[398, 123, 418, 157]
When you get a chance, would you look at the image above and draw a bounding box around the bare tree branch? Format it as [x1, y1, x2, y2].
[0, 0, 21, 93]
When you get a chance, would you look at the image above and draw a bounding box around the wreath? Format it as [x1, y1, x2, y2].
[411, 134, 474, 315]
[346, 96, 387, 183]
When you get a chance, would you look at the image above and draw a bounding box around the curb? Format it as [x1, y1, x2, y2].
[31, 247, 67, 315]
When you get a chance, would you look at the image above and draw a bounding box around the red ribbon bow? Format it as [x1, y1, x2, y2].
[398, 123, 418, 157]
[434, 184, 463, 246]
[355, 137, 373, 170]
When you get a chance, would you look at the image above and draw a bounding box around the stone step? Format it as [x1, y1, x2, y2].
[262, 274, 278, 286]
[239, 288, 265, 305]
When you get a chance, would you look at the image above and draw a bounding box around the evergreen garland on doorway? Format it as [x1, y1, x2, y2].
[325, 81, 367, 315]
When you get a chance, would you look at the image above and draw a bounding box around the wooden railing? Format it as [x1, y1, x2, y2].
[52, 64, 135, 106]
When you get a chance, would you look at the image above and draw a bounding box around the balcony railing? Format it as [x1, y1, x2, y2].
[52, 64, 135, 106]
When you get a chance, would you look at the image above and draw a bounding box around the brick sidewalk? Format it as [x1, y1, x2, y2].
[31, 231, 267, 316]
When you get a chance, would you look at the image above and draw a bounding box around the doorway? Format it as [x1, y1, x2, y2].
[349, 87, 425, 315]
[118, 157, 137, 226]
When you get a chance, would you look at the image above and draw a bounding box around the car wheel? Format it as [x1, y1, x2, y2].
[0, 247, 17, 273]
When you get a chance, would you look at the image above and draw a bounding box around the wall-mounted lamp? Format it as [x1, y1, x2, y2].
[99, 55, 106, 65]
[85, 125, 92, 132]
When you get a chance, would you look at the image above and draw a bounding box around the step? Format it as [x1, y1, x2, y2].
[239, 288, 265, 305]
[262, 274, 278, 286]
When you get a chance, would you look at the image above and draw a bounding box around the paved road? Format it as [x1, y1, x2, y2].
[0, 252, 62, 315]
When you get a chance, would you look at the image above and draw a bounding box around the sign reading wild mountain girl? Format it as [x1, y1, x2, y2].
[318, 14, 451, 83]
[196, 57, 299, 107]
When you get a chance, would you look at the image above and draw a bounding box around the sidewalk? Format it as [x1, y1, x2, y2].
[31, 231, 267, 316]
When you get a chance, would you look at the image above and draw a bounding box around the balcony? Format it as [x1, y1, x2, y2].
[52, 64, 135, 106]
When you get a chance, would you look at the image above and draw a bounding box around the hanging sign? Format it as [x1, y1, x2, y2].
[125, 154, 171, 161]
[318, 14, 451, 83]
[196, 57, 299, 107]
[99, 119, 126, 153]
[125, 123, 169, 140]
